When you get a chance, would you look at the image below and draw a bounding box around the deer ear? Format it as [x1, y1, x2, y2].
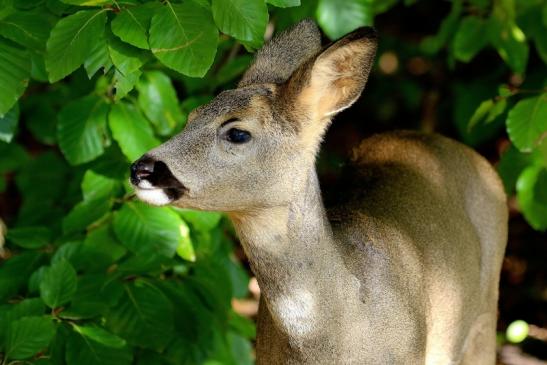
[239, 19, 322, 87]
[287, 27, 377, 121]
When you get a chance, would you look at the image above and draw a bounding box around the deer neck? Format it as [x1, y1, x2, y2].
[229, 168, 341, 337]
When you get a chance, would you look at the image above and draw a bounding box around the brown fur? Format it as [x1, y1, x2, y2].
[132, 21, 508, 364]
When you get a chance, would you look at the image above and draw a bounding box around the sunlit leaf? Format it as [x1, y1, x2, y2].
[72, 324, 126, 348]
[0, 11, 52, 50]
[84, 35, 112, 79]
[108, 102, 159, 161]
[136, 71, 183, 136]
[111, 3, 157, 49]
[150, 2, 218, 77]
[176, 220, 195, 262]
[61, 0, 112, 5]
[212, 0, 268, 47]
[46, 9, 108, 82]
[267, 0, 300, 7]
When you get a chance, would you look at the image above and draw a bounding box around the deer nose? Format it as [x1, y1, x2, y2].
[130, 157, 155, 185]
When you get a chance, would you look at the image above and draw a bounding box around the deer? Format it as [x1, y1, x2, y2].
[130, 20, 508, 365]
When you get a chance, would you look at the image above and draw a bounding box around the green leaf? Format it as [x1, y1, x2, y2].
[40, 259, 78, 308]
[176, 209, 222, 232]
[82, 225, 127, 265]
[317, 0, 373, 40]
[62, 198, 112, 234]
[228, 332, 253, 365]
[61, 0, 112, 5]
[489, 19, 529, 74]
[22, 94, 57, 145]
[72, 324, 126, 348]
[57, 94, 110, 165]
[506, 94, 547, 152]
[453, 16, 489, 62]
[517, 165, 547, 231]
[136, 71, 183, 136]
[0, 38, 30, 116]
[88, 144, 129, 180]
[108, 32, 145, 75]
[106, 32, 146, 99]
[106, 280, 174, 350]
[267, 0, 300, 7]
[81, 170, 118, 201]
[63, 274, 123, 319]
[0, 103, 18, 142]
[5, 316, 55, 360]
[485, 98, 507, 123]
[46, 9, 108, 82]
[8, 298, 47, 320]
[66, 331, 133, 365]
[534, 168, 547, 204]
[0, 11, 53, 50]
[111, 4, 155, 49]
[421, 0, 462, 54]
[113, 68, 142, 100]
[0, 252, 44, 302]
[0, 142, 28, 174]
[467, 99, 493, 131]
[7, 226, 51, 249]
[150, 2, 219, 77]
[113, 201, 185, 257]
[214, 54, 253, 87]
[84, 34, 112, 79]
[498, 145, 533, 194]
[228, 311, 256, 339]
[108, 102, 159, 161]
[212, 0, 267, 47]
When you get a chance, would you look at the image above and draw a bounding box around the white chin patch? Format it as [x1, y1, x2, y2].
[135, 188, 172, 206]
[138, 180, 155, 189]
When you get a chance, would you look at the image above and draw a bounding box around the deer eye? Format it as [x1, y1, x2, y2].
[225, 128, 251, 144]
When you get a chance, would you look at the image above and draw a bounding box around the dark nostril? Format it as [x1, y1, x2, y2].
[130, 157, 155, 184]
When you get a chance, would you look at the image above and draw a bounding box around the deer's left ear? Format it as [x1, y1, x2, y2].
[284, 27, 377, 122]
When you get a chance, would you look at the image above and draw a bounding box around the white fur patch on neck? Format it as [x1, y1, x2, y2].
[274, 289, 316, 337]
[135, 188, 172, 206]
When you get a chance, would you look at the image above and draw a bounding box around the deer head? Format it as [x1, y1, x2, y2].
[130, 20, 377, 212]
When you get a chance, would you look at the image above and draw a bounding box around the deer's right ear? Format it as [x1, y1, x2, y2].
[239, 19, 322, 87]
[283, 27, 377, 123]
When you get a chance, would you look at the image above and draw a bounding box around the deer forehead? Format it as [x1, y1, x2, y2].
[186, 85, 279, 128]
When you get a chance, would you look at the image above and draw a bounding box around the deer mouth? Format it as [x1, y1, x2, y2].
[130, 157, 187, 206]
[133, 183, 186, 206]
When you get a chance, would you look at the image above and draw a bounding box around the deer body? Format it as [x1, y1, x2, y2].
[130, 20, 508, 364]
[238, 132, 507, 364]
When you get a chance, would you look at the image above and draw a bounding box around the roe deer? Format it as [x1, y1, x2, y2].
[130, 20, 508, 365]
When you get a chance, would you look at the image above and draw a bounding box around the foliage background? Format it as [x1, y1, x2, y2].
[0, 0, 546, 364]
